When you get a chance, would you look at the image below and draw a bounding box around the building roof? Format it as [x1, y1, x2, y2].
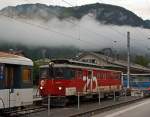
[76, 52, 150, 73]
[0, 52, 33, 66]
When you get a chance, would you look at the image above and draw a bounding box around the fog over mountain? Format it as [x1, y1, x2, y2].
[0, 3, 149, 55]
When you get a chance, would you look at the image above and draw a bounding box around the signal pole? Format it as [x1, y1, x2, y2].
[127, 31, 130, 89]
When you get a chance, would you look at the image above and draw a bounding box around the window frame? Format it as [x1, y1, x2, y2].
[21, 66, 33, 88]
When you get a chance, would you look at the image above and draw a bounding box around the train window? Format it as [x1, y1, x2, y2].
[105, 73, 107, 79]
[102, 74, 104, 79]
[99, 73, 101, 78]
[113, 73, 121, 80]
[40, 68, 49, 79]
[100, 73, 102, 79]
[97, 72, 101, 78]
[66, 69, 75, 79]
[22, 66, 32, 83]
[5, 66, 14, 88]
[0, 64, 4, 80]
[104, 73, 107, 79]
[107, 73, 109, 78]
[54, 67, 64, 78]
[70, 69, 75, 78]
[96, 73, 98, 78]
[98, 73, 100, 78]
[54, 67, 75, 79]
[4, 65, 22, 89]
[104, 73, 106, 79]
[101, 73, 103, 79]
[0, 64, 4, 89]
[76, 70, 82, 78]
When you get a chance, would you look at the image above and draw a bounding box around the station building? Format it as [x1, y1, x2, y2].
[75, 52, 150, 74]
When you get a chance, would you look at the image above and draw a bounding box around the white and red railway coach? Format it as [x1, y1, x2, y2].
[39, 60, 123, 104]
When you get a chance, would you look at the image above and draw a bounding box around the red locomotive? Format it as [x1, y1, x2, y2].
[39, 60, 122, 106]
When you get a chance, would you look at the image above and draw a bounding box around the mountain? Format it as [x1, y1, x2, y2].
[1, 3, 150, 28]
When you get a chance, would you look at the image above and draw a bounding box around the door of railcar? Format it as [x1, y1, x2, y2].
[0, 64, 6, 109]
[5, 64, 21, 108]
[86, 70, 93, 92]
[89, 70, 98, 93]
[83, 70, 94, 93]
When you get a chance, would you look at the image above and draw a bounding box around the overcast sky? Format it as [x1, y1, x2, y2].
[0, 0, 149, 19]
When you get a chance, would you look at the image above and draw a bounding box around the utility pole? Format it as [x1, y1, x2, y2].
[42, 49, 46, 62]
[127, 31, 130, 89]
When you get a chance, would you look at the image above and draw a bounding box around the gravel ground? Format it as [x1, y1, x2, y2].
[28, 96, 142, 117]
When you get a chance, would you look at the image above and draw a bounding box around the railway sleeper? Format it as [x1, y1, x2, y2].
[42, 96, 68, 107]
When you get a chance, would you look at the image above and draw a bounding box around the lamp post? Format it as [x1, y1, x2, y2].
[112, 40, 117, 60]
[127, 31, 130, 89]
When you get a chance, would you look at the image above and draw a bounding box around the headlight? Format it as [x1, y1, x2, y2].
[40, 80, 45, 86]
[40, 86, 43, 90]
[58, 87, 62, 90]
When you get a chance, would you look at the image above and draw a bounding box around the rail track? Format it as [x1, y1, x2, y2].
[0, 96, 146, 117]
[1, 105, 47, 117]
[69, 96, 145, 117]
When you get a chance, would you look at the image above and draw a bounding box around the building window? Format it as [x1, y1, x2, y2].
[91, 59, 96, 63]
[82, 59, 88, 62]
[82, 59, 97, 64]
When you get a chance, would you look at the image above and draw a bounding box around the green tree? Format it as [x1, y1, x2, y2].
[134, 55, 149, 67]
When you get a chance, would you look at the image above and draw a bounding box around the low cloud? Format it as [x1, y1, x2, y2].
[0, 14, 149, 54]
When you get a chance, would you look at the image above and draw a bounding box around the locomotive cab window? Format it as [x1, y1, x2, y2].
[54, 67, 64, 78]
[40, 68, 49, 79]
[54, 67, 75, 79]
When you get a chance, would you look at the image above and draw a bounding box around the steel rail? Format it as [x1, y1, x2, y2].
[3, 106, 47, 117]
[69, 97, 146, 117]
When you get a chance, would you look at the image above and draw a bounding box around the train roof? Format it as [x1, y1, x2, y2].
[40, 59, 122, 73]
[0, 52, 33, 66]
